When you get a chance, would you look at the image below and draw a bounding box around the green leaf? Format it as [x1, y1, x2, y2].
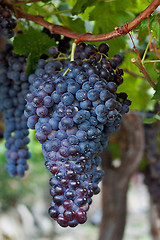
[155, 114, 160, 121]
[13, 27, 56, 74]
[13, 27, 55, 55]
[57, 15, 85, 33]
[137, 12, 160, 46]
[139, 158, 148, 170]
[143, 117, 157, 124]
[143, 112, 160, 124]
[153, 75, 160, 102]
[71, 0, 98, 15]
[89, 1, 135, 56]
[26, 53, 40, 75]
[42, 0, 51, 2]
[117, 52, 151, 110]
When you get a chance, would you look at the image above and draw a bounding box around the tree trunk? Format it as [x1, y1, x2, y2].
[99, 112, 145, 240]
[150, 200, 160, 240]
[99, 151, 128, 240]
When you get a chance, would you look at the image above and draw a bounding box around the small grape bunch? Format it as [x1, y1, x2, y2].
[0, 43, 30, 177]
[0, 1, 17, 39]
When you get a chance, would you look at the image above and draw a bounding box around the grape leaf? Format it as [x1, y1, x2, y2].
[143, 117, 157, 124]
[143, 113, 160, 124]
[153, 75, 160, 102]
[42, 0, 51, 2]
[26, 53, 40, 75]
[71, 0, 98, 15]
[137, 12, 160, 46]
[117, 52, 151, 110]
[57, 16, 85, 33]
[89, 1, 135, 56]
[13, 27, 56, 74]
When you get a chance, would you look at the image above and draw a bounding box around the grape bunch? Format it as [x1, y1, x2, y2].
[0, 1, 17, 39]
[0, 43, 30, 177]
[25, 42, 131, 227]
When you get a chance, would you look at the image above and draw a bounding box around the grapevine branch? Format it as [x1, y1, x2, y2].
[128, 30, 156, 88]
[6, 0, 160, 43]
[123, 69, 145, 79]
[15, 0, 41, 3]
[131, 58, 156, 88]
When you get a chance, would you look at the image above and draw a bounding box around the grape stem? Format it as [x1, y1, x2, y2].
[71, 42, 76, 62]
[131, 58, 156, 88]
[63, 68, 71, 76]
[141, 37, 152, 64]
[5, 0, 160, 42]
[123, 69, 145, 79]
[62, 43, 76, 76]
[144, 60, 160, 64]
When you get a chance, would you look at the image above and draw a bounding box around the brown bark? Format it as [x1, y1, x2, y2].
[99, 112, 145, 240]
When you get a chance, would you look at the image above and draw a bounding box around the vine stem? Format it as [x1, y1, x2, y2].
[131, 58, 156, 88]
[144, 60, 160, 64]
[63, 42, 76, 76]
[5, 0, 160, 42]
[15, 0, 41, 3]
[141, 38, 151, 64]
[123, 69, 145, 79]
[71, 42, 76, 62]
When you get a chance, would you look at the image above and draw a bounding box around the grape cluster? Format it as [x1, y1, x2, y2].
[0, 43, 30, 177]
[142, 106, 160, 217]
[25, 42, 131, 227]
[0, 1, 16, 39]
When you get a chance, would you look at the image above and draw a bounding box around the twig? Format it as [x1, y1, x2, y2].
[6, 0, 160, 42]
[128, 28, 157, 88]
[144, 60, 160, 64]
[15, 0, 41, 3]
[147, 16, 152, 52]
[131, 58, 156, 88]
[128, 31, 142, 64]
[142, 39, 151, 64]
[123, 69, 145, 78]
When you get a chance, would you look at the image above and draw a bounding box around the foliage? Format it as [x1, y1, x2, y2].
[13, 28, 56, 73]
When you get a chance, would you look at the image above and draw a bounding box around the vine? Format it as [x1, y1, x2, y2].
[5, 0, 160, 43]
